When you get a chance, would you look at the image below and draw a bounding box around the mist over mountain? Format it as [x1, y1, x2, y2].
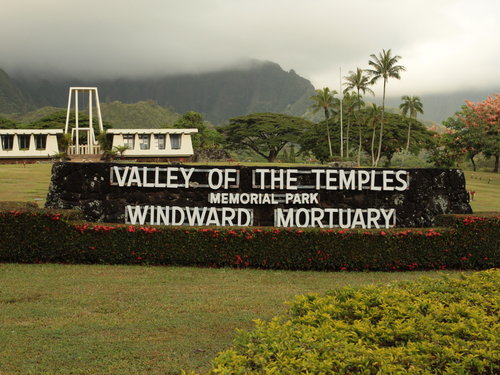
[379, 89, 499, 123]
[1, 61, 315, 124]
[1, 61, 497, 126]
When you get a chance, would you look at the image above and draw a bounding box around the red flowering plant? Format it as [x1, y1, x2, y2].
[0, 206, 498, 270]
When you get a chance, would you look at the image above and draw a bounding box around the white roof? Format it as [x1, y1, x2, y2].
[107, 128, 198, 134]
[0, 129, 64, 134]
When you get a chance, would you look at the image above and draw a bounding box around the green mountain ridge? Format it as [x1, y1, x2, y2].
[4, 61, 315, 125]
[1, 101, 180, 129]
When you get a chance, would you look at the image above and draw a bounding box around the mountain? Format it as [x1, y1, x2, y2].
[5, 61, 316, 124]
[0, 68, 34, 114]
[98, 101, 180, 128]
[1, 101, 180, 129]
[2, 62, 497, 125]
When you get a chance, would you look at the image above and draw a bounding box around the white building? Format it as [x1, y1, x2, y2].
[0, 129, 63, 158]
[107, 128, 198, 158]
[0, 87, 199, 162]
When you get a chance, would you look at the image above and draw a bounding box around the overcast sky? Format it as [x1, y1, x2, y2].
[1, 0, 499, 96]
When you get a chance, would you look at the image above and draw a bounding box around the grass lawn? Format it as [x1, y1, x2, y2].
[0, 162, 498, 212]
[0, 264, 471, 374]
[0, 163, 53, 206]
[463, 170, 500, 212]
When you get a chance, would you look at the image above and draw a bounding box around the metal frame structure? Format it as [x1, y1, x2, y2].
[64, 87, 104, 155]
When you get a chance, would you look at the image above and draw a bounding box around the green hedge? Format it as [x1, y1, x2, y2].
[191, 270, 499, 374]
[0, 206, 498, 271]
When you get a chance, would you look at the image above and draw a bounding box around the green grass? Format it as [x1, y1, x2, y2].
[0, 163, 53, 206]
[463, 170, 500, 212]
[0, 163, 498, 212]
[0, 264, 471, 374]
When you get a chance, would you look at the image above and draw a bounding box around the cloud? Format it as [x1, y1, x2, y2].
[0, 0, 499, 95]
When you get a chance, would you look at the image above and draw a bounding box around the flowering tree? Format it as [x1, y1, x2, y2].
[460, 94, 500, 172]
[441, 94, 500, 172]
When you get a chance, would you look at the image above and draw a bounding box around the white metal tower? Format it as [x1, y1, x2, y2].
[64, 87, 104, 155]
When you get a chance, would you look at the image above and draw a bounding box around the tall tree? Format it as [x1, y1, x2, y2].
[366, 104, 382, 166]
[172, 111, 223, 149]
[399, 95, 424, 153]
[459, 94, 500, 172]
[342, 91, 361, 158]
[343, 68, 372, 165]
[367, 49, 406, 166]
[310, 88, 338, 158]
[343, 68, 375, 105]
[222, 113, 311, 162]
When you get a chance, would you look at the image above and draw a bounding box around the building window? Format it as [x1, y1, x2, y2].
[1, 135, 14, 150]
[154, 134, 166, 150]
[170, 134, 181, 150]
[123, 134, 135, 149]
[34, 134, 48, 150]
[18, 135, 31, 150]
[139, 134, 150, 150]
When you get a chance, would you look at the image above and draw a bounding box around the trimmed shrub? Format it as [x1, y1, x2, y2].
[192, 270, 500, 374]
[0, 207, 498, 271]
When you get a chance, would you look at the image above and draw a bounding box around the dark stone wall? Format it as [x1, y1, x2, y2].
[45, 162, 472, 227]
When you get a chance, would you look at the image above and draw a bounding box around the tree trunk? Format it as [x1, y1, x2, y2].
[357, 126, 362, 167]
[371, 124, 376, 166]
[494, 154, 499, 173]
[375, 79, 387, 167]
[340, 99, 343, 159]
[267, 149, 279, 163]
[346, 119, 350, 158]
[325, 110, 333, 158]
[470, 154, 476, 171]
[405, 118, 411, 153]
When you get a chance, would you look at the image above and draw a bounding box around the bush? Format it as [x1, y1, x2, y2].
[0, 206, 498, 271]
[194, 270, 499, 374]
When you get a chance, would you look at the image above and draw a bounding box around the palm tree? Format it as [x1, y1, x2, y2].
[343, 68, 375, 107]
[352, 94, 366, 166]
[367, 49, 406, 166]
[399, 95, 424, 153]
[366, 104, 382, 166]
[113, 145, 129, 159]
[342, 91, 360, 158]
[310, 87, 338, 158]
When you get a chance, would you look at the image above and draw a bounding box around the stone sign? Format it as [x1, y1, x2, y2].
[45, 162, 472, 228]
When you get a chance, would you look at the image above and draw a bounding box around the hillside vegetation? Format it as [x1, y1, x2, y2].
[1, 101, 180, 129]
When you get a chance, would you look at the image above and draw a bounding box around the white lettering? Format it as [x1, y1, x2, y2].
[339, 170, 355, 190]
[143, 168, 154, 188]
[127, 166, 142, 187]
[358, 170, 370, 190]
[180, 168, 195, 188]
[395, 170, 409, 191]
[221, 207, 236, 226]
[287, 169, 298, 190]
[208, 169, 223, 190]
[166, 167, 179, 188]
[155, 167, 166, 188]
[367, 208, 381, 229]
[114, 166, 129, 186]
[311, 169, 324, 189]
[126, 205, 149, 225]
[185, 207, 208, 226]
[275, 208, 294, 227]
[326, 170, 339, 190]
[381, 208, 396, 227]
[382, 170, 394, 191]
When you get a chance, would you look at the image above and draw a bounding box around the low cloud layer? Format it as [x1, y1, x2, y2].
[1, 0, 499, 95]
